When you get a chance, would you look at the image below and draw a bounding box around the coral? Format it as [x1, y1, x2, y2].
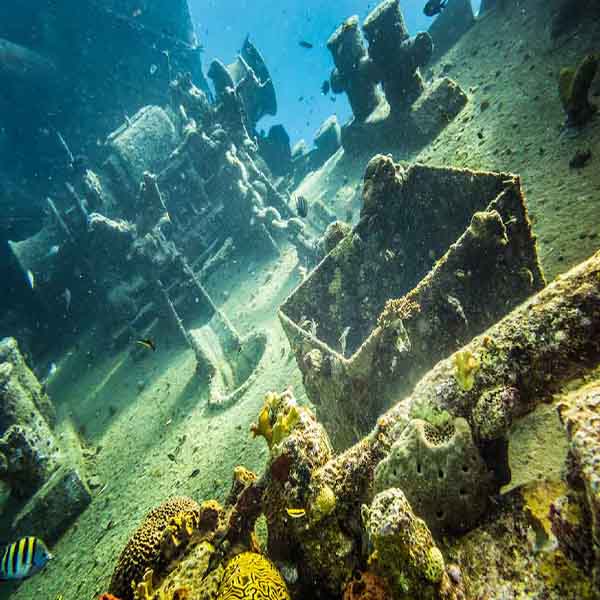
[109, 497, 201, 600]
[216, 552, 289, 600]
[251, 400, 274, 447]
[559, 54, 599, 127]
[308, 482, 336, 524]
[251, 392, 300, 450]
[377, 297, 420, 329]
[374, 417, 494, 535]
[251, 392, 302, 452]
[160, 512, 199, 563]
[471, 385, 518, 441]
[320, 220, 352, 257]
[410, 402, 452, 431]
[453, 349, 480, 391]
[362, 488, 452, 597]
[258, 390, 338, 590]
[551, 381, 600, 585]
[133, 569, 155, 600]
[342, 571, 392, 600]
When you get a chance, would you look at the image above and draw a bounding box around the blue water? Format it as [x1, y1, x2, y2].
[191, 1, 482, 147]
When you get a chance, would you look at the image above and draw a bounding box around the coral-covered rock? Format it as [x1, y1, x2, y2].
[363, 488, 461, 598]
[551, 381, 600, 586]
[342, 571, 392, 600]
[109, 497, 201, 600]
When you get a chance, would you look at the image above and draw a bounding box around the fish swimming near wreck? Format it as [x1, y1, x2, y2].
[0, 537, 52, 581]
[321, 79, 330, 95]
[296, 195, 308, 218]
[299, 40, 314, 49]
[136, 338, 156, 352]
[286, 508, 306, 518]
[424, 0, 447, 16]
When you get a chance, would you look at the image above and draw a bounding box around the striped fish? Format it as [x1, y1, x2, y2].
[0, 537, 52, 581]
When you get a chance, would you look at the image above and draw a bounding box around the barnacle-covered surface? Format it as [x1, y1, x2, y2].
[280, 155, 543, 447]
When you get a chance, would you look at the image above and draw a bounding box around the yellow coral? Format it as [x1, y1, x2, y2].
[217, 552, 290, 600]
[251, 392, 301, 451]
[251, 392, 279, 446]
[109, 497, 201, 600]
[271, 405, 300, 448]
[453, 349, 480, 391]
[133, 570, 155, 600]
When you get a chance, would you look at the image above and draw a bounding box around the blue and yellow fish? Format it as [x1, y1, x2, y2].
[0, 537, 52, 581]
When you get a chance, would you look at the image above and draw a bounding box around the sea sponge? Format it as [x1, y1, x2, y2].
[217, 552, 290, 600]
[373, 417, 494, 535]
[342, 570, 392, 599]
[251, 392, 301, 452]
[453, 349, 480, 391]
[109, 497, 201, 600]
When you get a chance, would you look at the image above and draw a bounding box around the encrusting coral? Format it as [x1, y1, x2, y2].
[109, 497, 201, 600]
[342, 570, 393, 599]
[251, 391, 302, 452]
[363, 488, 463, 599]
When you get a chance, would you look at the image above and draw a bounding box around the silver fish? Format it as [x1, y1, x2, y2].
[46, 245, 60, 257]
[26, 270, 35, 289]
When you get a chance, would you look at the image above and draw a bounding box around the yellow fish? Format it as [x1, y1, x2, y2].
[285, 508, 306, 519]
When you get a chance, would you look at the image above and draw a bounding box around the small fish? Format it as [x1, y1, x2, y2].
[424, 0, 448, 16]
[46, 245, 60, 258]
[321, 80, 330, 95]
[286, 508, 306, 519]
[62, 288, 71, 312]
[48, 362, 58, 378]
[299, 40, 313, 49]
[136, 339, 156, 352]
[296, 195, 308, 219]
[0, 537, 52, 581]
[149, 64, 158, 75]
[26, 270, 35, 290]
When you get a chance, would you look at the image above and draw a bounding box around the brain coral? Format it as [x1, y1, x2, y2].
[217, 552, 290, 600]
[109, 496, 201, 600]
